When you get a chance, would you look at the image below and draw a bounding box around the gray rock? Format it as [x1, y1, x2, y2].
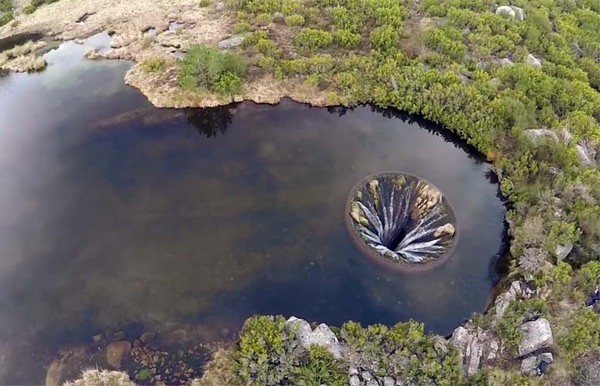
[521, 352, 554, 376]
[366, 380, 379, 386]
[526, 54, 542, 67]
[495, 6, 525, 21]
[450, 324, 501, 376]
[520, 356, 539, 376]
[349, 367, 359, 376]
[495, 6, 516, 19]
[285, 317, 342, 359]
[555, 243, 573, 261]
[361, 371, 373, 381]
[350, 375, 361, 386]
[524, 128, 558, 142]
[383, 376, 396, 386]
[518, 319, 553, 357]
[273, 12, 285, 24]
[498, 58, 514, 66]
[218, 35, 244, 49]
[512, 7, 525, 21]
[215, 1, 226, 11]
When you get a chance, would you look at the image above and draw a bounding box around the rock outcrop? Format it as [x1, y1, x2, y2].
[285, 316, 342, 359]
[521, 352, 553, 376]
[526, 54, 542, 67]
[217, 35, 244, 49]
[450, 323, 502, 376]
[518, 318, 553, 357]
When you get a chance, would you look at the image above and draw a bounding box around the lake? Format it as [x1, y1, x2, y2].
[0, 35, 505, 383]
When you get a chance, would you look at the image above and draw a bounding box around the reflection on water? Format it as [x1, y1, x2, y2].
[0, 37, 505, 383]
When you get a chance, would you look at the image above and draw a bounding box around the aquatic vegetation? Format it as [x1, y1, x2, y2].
[347, 173, 456, 269]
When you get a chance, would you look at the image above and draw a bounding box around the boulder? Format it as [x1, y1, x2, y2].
[493, 281, 533, 323]
[521, 352, 554, 376]
[495, 6, 516, 19]
[217, 35, 244, 49]
[450, 324, 501, 376]
[524, 128, 557, 142]
[285, 317, 342, 359]
[495, 6, 525, 21]
[555, 243, 573, 261]
[526, 54, 542, 67]
[383, 376, 396, 386]
[106, 341, 131, 369]
[518, 319, 553, 357]
[350, 375, 360, 386]
[273, 12, 285, 24]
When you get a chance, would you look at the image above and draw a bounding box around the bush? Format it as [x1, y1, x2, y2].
[370, 25, 399, 54]
[256, 38, 278, 57]
[292, 346, 347, 386]
[284, 14, 305, 27]
[293, 28, 333, 52]
[233, 316, 303, 385]
[199, 0, 211, 7]
[140, 56, 168, 73]
[333, 29, 362, 50]
[559, 308, 600, 358]
[178, 45, 246, 95]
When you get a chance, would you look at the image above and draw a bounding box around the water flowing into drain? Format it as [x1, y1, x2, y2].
[347, 173, 457, 270]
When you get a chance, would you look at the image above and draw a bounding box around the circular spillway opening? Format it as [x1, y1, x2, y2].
[346, 172, 458, 271]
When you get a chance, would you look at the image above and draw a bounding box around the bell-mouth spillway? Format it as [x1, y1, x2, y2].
[346, 172, 459, 272]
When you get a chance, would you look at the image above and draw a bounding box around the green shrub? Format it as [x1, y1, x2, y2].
[0, 11, 12, 27]
[284, 14, 305, 27]
[333, 29, 362, 50]
[256, 38, 278, 57]
[292, 346, 347, 386]
[293, 28, 333, 52]
[256, 12, 272, 26]
[199, 0, 211, 7]
[233, 315, 303, 385]
[140, 56, 168, 73]
[178, 45, 246, 95]
[233, 21, 252, 33]
[559, 308, 600, 358]
[370, 25, 399, 54]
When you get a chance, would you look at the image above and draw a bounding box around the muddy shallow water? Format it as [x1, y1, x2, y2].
[0, 37, 505, 383]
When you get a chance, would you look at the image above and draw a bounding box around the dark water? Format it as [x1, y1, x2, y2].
[0, 35, 505, 383]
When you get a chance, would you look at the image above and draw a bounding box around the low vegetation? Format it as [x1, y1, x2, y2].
[23, 0, 60, 15]
[0, 0, 13, 27]
[178, 45, 246, 96]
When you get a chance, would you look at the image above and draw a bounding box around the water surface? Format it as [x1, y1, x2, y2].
[0, 36, 505, 383]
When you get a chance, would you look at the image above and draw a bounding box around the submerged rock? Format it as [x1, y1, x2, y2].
[450, 324, 501, 376]
[106, 341, 132, 369]
[285, 317, 342, 359]
[518, 319, 553, 357]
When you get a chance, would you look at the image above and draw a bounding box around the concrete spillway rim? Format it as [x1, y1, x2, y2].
[345, 172, 460, 273]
